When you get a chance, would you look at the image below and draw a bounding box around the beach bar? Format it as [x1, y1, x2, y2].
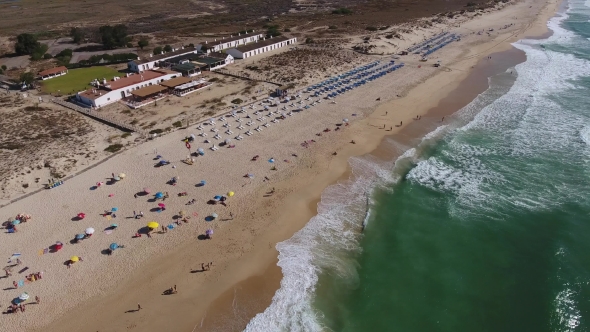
[126, 85, 168, 108]
[160, 77, 212, 96]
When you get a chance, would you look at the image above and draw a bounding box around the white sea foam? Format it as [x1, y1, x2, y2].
[580, 126, 590, 145]
[554, 288, 582, 330]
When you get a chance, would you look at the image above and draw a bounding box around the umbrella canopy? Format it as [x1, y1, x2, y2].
[118, 173, 126, 178]
[114, 176, 121, 181]
[8, 253, 21, 261]
[343, 118, 349, 123]
[228, 191, 235, 197]
[179, 210, 186, 216]
[213, 195, 221, 201]
[158, 203, 166, 208]
[75, 234, 85, 240]
[143, 188, 150, 194]
[211, 213, 218, 219]
[77, 213, 86, 219]
[224, 139, 231, 144]
[110, 223, 118, 228]
[155, 192, 164, 198]
[70, 256, 79, 262]
[200, 180, 206, 185]
[206, 229, 214, 235]
[109, 243, 119, 250]
[268, 158, 275, 163]
[197, 148, 204, 153]
[11, 219, 20, 225]
[19, 293, 29, 301]
[111, 207, 118, 212]
[147, 221, 159, 229]
[96, 182, 103, 187]
[85, 227, 95, 235]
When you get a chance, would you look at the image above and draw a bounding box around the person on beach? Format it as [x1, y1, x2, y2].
[140, 211, 144, 218]
[174, 285, 177, 293]
[133, 211, 136, 218]
[13, 280, 17, 289]
[35, 295, 40, 304]
[442, 116, 445, 122]
[134, 193, 137, 199]
[138, 303, 142, 310]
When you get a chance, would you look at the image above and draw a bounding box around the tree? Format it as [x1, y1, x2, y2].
[43, 53, 53, 59]
[138, 38, 149, 50]
[153, 46, 163, 55]
[1, 65, 7, 71]
[20, 72, 35, 85]
[99, 24, 128, 49]
[163, 44, 172, 52]
[30, 43, 49, 61]
[70, 27, 84, 44]
[15, 33, 40, 55]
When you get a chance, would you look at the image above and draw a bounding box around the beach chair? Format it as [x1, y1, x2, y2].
[231, 113, 238, 118]
[287, 112, 293, 116]
[209, 120, 216, 126]
[196, 125, 203, 130]
[235, 135, 243, 140]
[255, 127, 262, 132]
[211, 128, 218, 132]
[225, 130, 233, 135]
[213, 134, 221, 140]
[271, 119, 279, 124]
[236, 118, 242, 123]
[245, 131, 253, 136]
[210, 145, 218, 151]
[199, 132, 207, 137]
[263, 123, 270, 128]
[237, 125, 244, 130]
[223, 123, 230, 128]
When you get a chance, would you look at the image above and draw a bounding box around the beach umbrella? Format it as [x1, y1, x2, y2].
[179, 210, 186, 217]
[96, 182, 103, 187]
[228, 191, 235, 197]
[214, 195, 221, 201]
[268, 158, 275, 163]
[200, 180, 206, 186]
[147, 221, 159, 229]
[114, 176, 121, 181]
[77, 213, 86, 219]
[75, 234, 85, 240]
[118, 173, 126, 179]
[8, 253, 21, 262]
[206, 229, 213, 235]
[247, 174, 254, 178]
[109, 243, 119, 251]
[155, 192, 164, 199]
[111, 207, 118, 212]
[143, 188, 151, 194]
[224, 138, 231, 145]
[18, 293, 29, 301]
[158, 203, 166, 208]
[85, 227, 95, 235]
[110, 224, 118, 228]
[11, 219, 20, 225]
[197, 148, 204, 153]
[343, 118, 349, 123]
[211, 213, 218, 219]
[70, 256, 79, 262]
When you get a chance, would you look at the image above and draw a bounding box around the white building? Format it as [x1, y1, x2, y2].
[38, 66, 68, 80]
[194, 53, 234, 71]
[198, 31, 263, 53]
[128, 47, 197, 73]
[226, 36, 297, 59]
[75, 69, 179, 108]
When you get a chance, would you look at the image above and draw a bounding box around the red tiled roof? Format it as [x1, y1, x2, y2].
[107, 70, 167, 90]
[38, 66, 67, 76]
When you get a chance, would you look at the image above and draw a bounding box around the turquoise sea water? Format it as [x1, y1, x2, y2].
[245, 1, 590, 331]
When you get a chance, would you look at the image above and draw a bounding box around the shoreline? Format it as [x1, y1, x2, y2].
[0, 0, 562, 331]
[197, 0, 565, 330]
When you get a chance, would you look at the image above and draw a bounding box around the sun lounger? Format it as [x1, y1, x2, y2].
[271, 119, 279, 124]
[199, 132, 207, 137]
[255, 127, 262, 132]
[210, 145, 219, 151]
[211, 128, 218, 132]
[263, 123, 270, 128]
[225, 130, 233, 135]
[235, 135, 243, 140]
[213, 134, 221, 140]
[223, 123, 230, 128]
[196, 125, 203, 130]
[231, 113, 238, 118]
[287, 112, 293, 116]
[245, 131, 253, 136]
[237, 125, 244, 130]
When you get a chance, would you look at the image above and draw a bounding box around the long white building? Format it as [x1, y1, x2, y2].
[75, 69, 179, 108]
[225, 36, 297, 59]
[127, 46, 197, 73]
[198, 31, 263, 53]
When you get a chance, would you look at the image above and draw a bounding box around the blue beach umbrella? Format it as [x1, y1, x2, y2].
[155, 192, 164, 199]
[200, 180, 206, 185]
[11, 220, 20, 225]
[109, 243, 119, 251]
[75, 234, 85, 239]
[111, 207, 118, 212]
[214, 195, 221, 201]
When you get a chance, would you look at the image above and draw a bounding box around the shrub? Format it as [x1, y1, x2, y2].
[43, 53, 52, 59]
[332, 8, 353, 15]
[1, 65, 6, 70]
[172, 120, 183, 128]
[231, 98, 243, 104]
[149, 128, 164, 134]
[366, 26, 378, 31]
[104, 144, 123, 152]
[121, 132, 132, 138]
[328, 25, 337, 30]
[305, 38, 314, 44]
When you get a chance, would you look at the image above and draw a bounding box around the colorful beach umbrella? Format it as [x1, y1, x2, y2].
[75, 234, 85, 240]
[211, 213, 218, 219]
[85, 227, 95, 235]
[228, 191, 235, 197]
[179, 210, 186, 216]
[147, 221, 159, 229]
[111, 207, 118, 212]
[77, 213, 86, 219]
[11, 219, 20, 225]
[155, 192, 164, 199]
[118, 173, 126, 179]
[206, 229, 213, 235]
[114, 176, 121, 181]
[19, 293, 29, 301]
[158, 203, 166, 208]
[70, 256, 79, 262]
[214, 195, 221, 201]
[143, 188, 150, 194]
[109, 243, 119, 251]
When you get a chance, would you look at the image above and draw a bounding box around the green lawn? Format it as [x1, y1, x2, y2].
[41, 66, 124, 95]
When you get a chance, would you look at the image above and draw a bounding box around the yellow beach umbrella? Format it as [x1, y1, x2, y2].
[228, 191, 235, 197]
[147, 221, 159, 229]
[179, 210, 186, 217]
[70, 256, 79, 262]
[118, 173, 126, 179]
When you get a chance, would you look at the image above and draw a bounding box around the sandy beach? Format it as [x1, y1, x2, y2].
[0, 0, 562, 331]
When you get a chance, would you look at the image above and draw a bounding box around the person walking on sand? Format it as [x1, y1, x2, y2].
[13, 280, 17, 289]
[138, 303, 142, 311]
[35, 295, 40, 304]
[134, 193, 137, 199]
[442, 116, 445, 122]
[133, 211, 136, 218]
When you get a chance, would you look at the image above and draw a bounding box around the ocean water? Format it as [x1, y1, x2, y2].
[244, 1, 590, 331]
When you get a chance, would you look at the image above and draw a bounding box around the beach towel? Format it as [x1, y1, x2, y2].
[17, 280, 24, 287]
[167, 224, 176, 230]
